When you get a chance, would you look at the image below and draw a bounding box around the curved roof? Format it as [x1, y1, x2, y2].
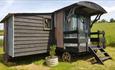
[54, 1, 107, 15]
[77, 1, 107, 13]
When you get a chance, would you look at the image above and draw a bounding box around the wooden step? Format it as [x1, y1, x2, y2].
[89, 46, 112, 64]
[99, 49, 111, 56]
[101, 52, 106, 54]
[90, 47, 102, 50]
[96, 52, 110, 57]
[100, 56, 111, 61]
[89, 47, 103, 64]
[96, 52, 107, 55]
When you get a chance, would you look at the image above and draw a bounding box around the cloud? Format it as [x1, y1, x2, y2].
[2, 0, 14, 11]
[5, 0, 14, 4]
[104, 6, 115, 13]
[0, 0, 14, 20]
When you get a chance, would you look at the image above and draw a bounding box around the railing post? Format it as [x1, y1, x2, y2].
[97, 30, 100, 47]
[102, 31, 106, 48]
[90, 30, 106, 49]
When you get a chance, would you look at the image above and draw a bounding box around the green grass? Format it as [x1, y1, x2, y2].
[0, 30, 3, 36]
[0, 47, 115, 70]
[0, 48, 15, 70]
[49, 47, 115, 70]
[91, 23, 115, 46]
[0, 30, 3, 46]
[0, 40, 3, 46]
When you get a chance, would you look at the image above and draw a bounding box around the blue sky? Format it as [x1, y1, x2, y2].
[0, 0, 115, 30]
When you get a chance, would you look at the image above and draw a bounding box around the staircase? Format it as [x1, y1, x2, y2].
[89, 46, 112, 64]
[89, 31, 112, 64]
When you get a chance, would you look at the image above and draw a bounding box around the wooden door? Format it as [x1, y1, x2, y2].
[54, 11, 64, 48]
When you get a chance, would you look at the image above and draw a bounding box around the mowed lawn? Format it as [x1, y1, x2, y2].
[0, 47, 115, 70]
[0, 23, 115, 70]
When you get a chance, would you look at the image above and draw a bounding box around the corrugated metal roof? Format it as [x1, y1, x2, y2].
[1, 13, 52, 22]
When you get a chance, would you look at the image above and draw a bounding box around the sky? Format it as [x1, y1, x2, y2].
[0, 0, 115, 30]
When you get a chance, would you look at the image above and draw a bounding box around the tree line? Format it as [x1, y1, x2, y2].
[97, 18, 115, 23]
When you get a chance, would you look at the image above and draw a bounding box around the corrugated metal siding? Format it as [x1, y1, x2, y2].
[4, 19, 8, 56]
[13, 14, 54, 57]
[8, 16, 14, 56]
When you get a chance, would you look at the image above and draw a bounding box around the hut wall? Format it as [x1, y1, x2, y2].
[7, 16, 14, 56]
[4, 16, 14, 57]
[5, 14, 55, 57]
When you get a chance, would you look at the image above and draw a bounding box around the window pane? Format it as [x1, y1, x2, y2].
[64, 15, 77, 32]
[44, 18, 52, 30]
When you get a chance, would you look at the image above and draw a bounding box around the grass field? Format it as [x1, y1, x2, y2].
[91, 23, 115, 46]
[0, 47, 115, 70]
[0, 30, 3, 36]
[0, 23, 115, 70]
[0, 40, 3, 47]
[0, 30, 3, 46]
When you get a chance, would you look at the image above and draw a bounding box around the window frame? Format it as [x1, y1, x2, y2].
[43, 18, 52, 30]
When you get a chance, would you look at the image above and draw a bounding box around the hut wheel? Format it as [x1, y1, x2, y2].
[62, 52, 71, 62]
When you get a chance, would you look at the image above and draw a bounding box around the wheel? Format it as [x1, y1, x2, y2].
[62, 52, 71, 62]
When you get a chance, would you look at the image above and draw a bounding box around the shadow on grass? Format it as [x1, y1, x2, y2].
[0, 53, 49, 67]
[71, 53, 95, 63]
[108, 43, 115, 47]
[58, 53, 95, 64]
[0, 52, 98, 67]
[0, 48, 98, 67]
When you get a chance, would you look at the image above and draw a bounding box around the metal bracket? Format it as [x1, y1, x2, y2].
[90, 14, 102, 28]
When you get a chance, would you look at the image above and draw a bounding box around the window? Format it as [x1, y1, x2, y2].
[64, 15, 78, 38]
[64, 15, 77, 32]
[44, 18, 52, 30]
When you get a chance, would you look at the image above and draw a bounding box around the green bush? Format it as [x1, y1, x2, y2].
[49, 45, 56, 57]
